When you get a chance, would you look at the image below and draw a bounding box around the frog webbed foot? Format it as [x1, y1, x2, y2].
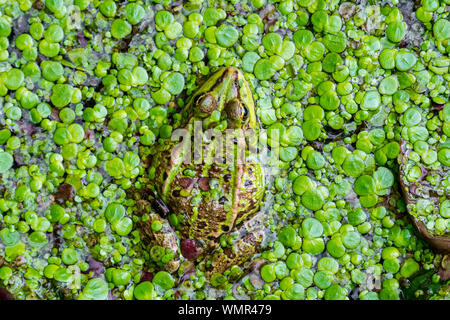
[206, 216, 266, 278]
[136, 199, 181, 274]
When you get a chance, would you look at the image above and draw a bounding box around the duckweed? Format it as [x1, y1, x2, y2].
[0, 0, 447, 302]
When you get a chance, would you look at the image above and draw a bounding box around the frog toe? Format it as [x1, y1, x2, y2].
[206, 229, 264, 278]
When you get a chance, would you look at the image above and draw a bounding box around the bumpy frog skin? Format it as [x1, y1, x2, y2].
[138, 67, 266, 275]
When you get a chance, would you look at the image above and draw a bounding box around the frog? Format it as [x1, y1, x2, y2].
[136, 67, 267, 277]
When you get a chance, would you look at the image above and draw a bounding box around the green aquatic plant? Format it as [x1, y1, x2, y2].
[0, 0, 448, 301]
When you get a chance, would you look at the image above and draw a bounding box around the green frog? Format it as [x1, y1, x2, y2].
[137, 67, 266, 276]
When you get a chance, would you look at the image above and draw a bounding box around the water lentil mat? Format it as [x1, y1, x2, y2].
[0, 0, 448, 301]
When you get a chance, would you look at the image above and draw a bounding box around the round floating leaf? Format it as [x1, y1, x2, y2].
[374, 167, 394, 195]
[0, 152, 13, 174]
[361, 90, 381, 111]
[353, 175, 375, 196]
[163, 72, 185, 95]
[215, 24, 238, 47]
[79, 278, 109, 300]
[105, 203, 126, 224]
[322, 32, 347, 53]
[302, 189, 324, 211]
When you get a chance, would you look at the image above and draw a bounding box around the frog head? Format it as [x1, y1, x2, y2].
[185, 67, 258, 130]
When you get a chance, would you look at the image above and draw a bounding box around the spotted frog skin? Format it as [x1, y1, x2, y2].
[138, 67, 266, 276]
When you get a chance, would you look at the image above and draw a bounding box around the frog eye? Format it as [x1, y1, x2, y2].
[226, 99, 249, 124]
[195, 94, 217, 114]
[225, 99, 240, 121]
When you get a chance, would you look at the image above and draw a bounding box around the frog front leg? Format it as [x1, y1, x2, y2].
[136, 199, 181, 273]
[206, 214, 266, 278]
